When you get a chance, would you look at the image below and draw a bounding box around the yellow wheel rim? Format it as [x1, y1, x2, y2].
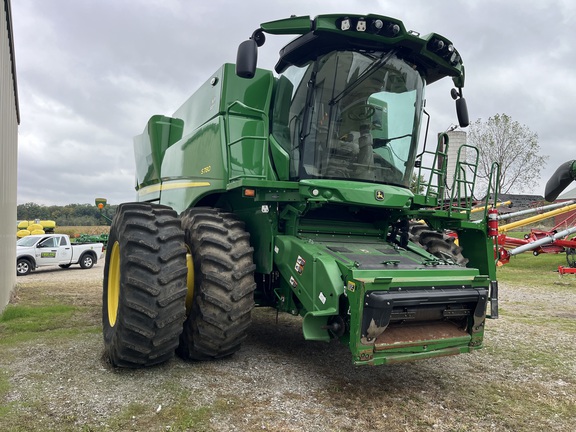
[107, 241, 121, 327]
[185, 249, 195, 314]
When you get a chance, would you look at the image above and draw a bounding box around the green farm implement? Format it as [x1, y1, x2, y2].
[103, 14, 499, 368]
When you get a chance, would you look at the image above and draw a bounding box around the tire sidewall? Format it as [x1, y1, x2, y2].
[102, 213, 123, 358]
[80, 253, 94, 269]
[16, 258, 31, 276]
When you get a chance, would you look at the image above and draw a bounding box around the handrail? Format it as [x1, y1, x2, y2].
[483, 162, 501, 219]
[448, 144, 479, 215]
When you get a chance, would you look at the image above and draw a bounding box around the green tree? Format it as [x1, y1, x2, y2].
[467, 113, 548, 195]
[17, 203, 117, 226]
[18, 202, 49, 220]
[410, 173, 426, 194]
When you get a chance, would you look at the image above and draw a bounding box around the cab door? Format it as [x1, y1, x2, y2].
[35, 236, 60, 265]
[57, 235, 72, 264]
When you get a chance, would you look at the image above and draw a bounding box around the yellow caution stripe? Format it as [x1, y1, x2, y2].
[137, 181, 211, 197]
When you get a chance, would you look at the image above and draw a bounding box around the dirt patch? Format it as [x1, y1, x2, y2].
[1, 265, 575, 431]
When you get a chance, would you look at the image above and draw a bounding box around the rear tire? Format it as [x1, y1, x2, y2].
[102, 202, 188, 368]
[79, 253, 95, 269]
[177, 207, 256, 361]
[410, 223, 468, 266]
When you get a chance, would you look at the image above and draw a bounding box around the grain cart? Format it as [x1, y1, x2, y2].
[103, 14, 499, 368]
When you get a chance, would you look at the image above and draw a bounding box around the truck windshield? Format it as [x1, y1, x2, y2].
[17, 236, 40, 247]
[272, 51, 425, 187]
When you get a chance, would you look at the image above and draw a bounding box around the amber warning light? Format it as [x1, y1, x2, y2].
[95, 197, 107, 209]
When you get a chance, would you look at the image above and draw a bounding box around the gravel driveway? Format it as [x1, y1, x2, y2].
[2, 262, 575, 431]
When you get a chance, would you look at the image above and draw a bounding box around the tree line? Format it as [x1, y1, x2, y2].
[17, 202, 116, 226]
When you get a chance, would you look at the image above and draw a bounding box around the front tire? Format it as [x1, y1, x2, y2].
[17, 258, 32, 276]
[102, 202, 188, 368]
[177, 207, 256, 361]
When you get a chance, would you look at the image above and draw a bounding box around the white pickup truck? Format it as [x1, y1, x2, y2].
[16, 234, 104, 276]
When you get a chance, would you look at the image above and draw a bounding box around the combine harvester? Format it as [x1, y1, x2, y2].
[102, 13, 503, 368]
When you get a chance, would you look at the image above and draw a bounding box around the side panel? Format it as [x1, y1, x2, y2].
[155, 117, 227, 213]
[134, 63, 275, 213]
[172, 64, 273, 138]
[456, 226, 497, 280]
[274, 234, 344, 316]
[231, 203, 277, 274]
[133, 116, 184, 192]
[228, 116, 269, 181]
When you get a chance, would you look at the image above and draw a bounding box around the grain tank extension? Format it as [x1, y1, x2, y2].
[102, 14, 499, 368]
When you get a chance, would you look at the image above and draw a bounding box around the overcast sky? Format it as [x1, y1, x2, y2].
[11, 0, 576, 206]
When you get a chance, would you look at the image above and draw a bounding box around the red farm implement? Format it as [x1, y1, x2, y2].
[495, 200, 576, 266]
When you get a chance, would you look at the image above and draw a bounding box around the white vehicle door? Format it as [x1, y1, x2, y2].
[35, 236, 60, 265]
[57, 235, 72, 264]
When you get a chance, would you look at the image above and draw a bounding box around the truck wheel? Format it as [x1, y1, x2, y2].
[79, 253, 95, 269]
[177, 207, 256, 361]
[410, 223, 469, 266]
[102, 203, 188, 368]
[17, 258, 32, 276]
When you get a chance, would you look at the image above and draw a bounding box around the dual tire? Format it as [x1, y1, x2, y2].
[102, 204, 255, 368]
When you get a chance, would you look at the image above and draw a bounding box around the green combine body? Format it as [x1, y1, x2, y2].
[103, 14, 499, 368]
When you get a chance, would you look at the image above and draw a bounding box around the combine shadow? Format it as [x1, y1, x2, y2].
[241, 307, 462, 395]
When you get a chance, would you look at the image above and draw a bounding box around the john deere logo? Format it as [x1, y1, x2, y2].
[375, 190, 385, 201]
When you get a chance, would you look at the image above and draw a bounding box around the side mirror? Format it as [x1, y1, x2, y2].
[456, 97, 469, 128]
[236, 39, 258, 79]
[451, 88, 469, 128]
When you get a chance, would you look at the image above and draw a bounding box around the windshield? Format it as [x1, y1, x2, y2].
[272, 51, 425, 187]
[17, 236, 40, 247]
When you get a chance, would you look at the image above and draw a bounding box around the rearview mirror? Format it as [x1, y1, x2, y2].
[236, 39, 258, 79]
[456, 97, 469, 128]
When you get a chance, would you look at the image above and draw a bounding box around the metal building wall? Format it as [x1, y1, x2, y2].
[0, 0, 19, 312]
